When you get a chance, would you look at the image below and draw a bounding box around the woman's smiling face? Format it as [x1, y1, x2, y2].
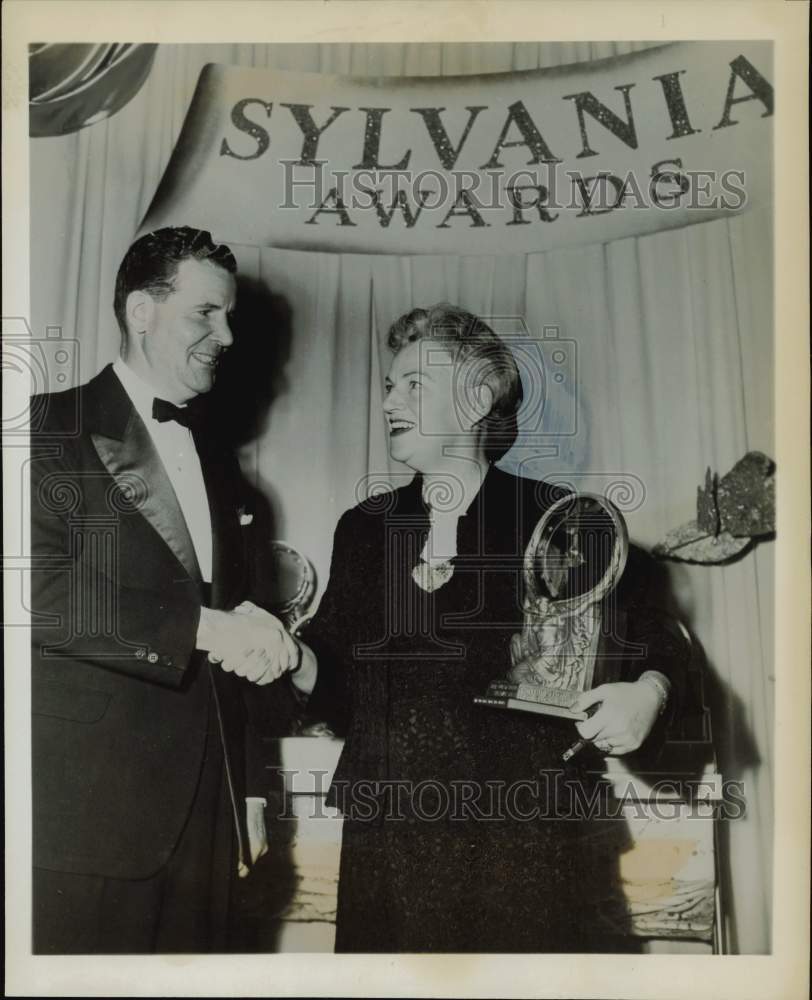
[383, 339, 472, 471]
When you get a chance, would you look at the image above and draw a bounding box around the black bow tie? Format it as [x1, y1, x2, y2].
[152, 396, 205, 430]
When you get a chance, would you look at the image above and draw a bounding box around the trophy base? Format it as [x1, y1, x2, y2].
[473, 695, 588, 721]
[474, 680, 588, 721]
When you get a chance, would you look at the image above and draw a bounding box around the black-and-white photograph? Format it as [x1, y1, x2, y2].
[3, 2, 809, 997]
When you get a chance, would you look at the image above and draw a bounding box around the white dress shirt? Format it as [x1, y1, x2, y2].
[113, 358, 213, 582]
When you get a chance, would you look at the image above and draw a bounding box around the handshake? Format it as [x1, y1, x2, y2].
[197, 600, 300, 686]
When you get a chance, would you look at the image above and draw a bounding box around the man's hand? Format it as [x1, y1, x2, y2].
[572, 679, 662, 755]
[197, 602, 298, 685]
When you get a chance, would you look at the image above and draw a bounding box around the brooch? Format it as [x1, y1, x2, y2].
[412, 559, 455, 593]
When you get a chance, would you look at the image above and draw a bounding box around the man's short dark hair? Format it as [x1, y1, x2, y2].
[114, 227, 237, 335]
[387, 303, 523, 462]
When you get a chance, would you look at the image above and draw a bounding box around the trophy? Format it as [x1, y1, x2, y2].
[474, 492, 628, 721]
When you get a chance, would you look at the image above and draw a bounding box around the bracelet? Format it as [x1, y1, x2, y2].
[289, 640, 303, 675]
[639, 670, 671, 715]
[289, 618, 314, 674]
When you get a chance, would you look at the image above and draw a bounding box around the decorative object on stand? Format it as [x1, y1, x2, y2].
[474, 492, 628, 721]
[653, 451, 775, 564]
[259, 540, 333, 738]
[262, 540, 316, 635]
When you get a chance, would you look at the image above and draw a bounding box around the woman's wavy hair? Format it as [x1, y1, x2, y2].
[387, 303, 522, 462]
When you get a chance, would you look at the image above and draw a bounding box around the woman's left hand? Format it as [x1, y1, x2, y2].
[572, 680, 661, 756]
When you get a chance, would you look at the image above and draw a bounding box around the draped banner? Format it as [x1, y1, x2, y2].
[140, 41, 772, 254]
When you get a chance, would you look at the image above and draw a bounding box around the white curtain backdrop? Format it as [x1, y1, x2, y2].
[29, 41, 774, 954]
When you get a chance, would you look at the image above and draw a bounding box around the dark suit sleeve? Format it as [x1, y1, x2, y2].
[30, 440, 200, 688]
[296, 509, 358, 736]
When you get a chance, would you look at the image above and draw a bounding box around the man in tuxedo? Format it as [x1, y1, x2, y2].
[30, 226, 298, 953]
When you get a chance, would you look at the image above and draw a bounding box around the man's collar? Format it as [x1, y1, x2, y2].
[77, 364, 136, 441]
[112, 357, 162, 422]
[113, 357, 195, 428]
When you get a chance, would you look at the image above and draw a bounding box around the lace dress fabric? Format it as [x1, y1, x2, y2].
[304, 470, 676, 953]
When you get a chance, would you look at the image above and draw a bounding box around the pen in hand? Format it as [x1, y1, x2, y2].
[562, 737, 590, 762]
[561, 702, 601, 762]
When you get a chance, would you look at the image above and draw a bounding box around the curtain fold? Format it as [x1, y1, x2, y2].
[29, 41, 773, 955]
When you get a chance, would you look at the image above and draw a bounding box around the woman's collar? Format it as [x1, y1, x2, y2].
[419, 461, 491, 518]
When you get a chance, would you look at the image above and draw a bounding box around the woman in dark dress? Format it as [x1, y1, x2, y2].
[289, 304, 680, 952]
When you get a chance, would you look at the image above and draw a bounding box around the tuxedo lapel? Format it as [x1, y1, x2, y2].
[88, 369, 203, 588]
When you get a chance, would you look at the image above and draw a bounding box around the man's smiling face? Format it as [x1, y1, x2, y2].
[139, 257, 236, 403]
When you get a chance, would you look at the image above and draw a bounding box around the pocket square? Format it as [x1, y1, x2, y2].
[239, 512, 254, 526]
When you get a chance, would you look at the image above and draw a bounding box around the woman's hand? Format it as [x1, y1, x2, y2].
[572, 680, 662, 755]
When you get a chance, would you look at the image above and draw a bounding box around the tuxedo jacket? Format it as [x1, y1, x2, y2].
[30, 364, 296, 880]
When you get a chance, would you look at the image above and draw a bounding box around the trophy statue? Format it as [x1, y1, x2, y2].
[474, 492, 628, 721]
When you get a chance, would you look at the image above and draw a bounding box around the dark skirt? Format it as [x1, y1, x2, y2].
[334, 800, 638, 953]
